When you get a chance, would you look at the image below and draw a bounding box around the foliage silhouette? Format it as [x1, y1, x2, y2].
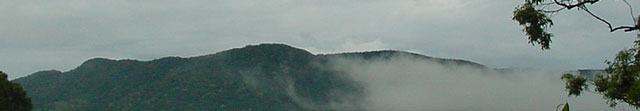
[1, 71, 32, 111]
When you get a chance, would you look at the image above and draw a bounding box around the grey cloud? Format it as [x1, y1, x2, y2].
[1, 0, 639, 79]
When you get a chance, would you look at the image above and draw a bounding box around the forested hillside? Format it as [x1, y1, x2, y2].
[13, 44, 488, 111]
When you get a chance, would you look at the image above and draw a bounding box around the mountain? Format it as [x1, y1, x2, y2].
[563, 69, 608, 79]
[12, 43, 488, 111]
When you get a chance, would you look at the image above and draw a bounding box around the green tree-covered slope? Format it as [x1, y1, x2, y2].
[12, 44, 487, 111]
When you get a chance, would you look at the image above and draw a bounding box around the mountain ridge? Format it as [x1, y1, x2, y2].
[17, 43, 487, 80]
[13, 43, 493, 111]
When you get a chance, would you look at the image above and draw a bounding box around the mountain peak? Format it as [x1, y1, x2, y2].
[211, 43, 314, 59]
[323, 50, 487, 69]
[230, 43, 312, 54]
[245, 43, 298, 49]
[82, 58, 114, 64]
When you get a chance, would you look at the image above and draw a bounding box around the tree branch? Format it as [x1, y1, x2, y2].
[553, 0, 599, 10]
[613, 26, 639, 32]
[541, 7, 566, 13]
[582, 7, 639, 32]
[621, 0, 636, 24]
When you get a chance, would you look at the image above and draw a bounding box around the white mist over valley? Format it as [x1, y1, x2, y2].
[322, 53, 636, 111]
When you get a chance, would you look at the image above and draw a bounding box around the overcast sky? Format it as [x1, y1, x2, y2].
[1, 0, 639, 79]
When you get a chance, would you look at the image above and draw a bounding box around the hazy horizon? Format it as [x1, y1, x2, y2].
[3, 0, 640, 110]
[2, 0, 639, 79]
[6, 43, 608, 80]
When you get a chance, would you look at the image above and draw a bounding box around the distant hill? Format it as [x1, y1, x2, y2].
[13, 44, 490, 111]
[563, 69, 608, 79]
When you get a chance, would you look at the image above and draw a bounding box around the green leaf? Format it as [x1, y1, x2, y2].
[562, 102, 570, 111]
[513, 3, 554, 50]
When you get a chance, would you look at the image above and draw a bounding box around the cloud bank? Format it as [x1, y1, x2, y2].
[323, 53, 636, 111]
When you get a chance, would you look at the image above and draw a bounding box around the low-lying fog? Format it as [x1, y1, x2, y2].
[324, 53, 637, 111]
